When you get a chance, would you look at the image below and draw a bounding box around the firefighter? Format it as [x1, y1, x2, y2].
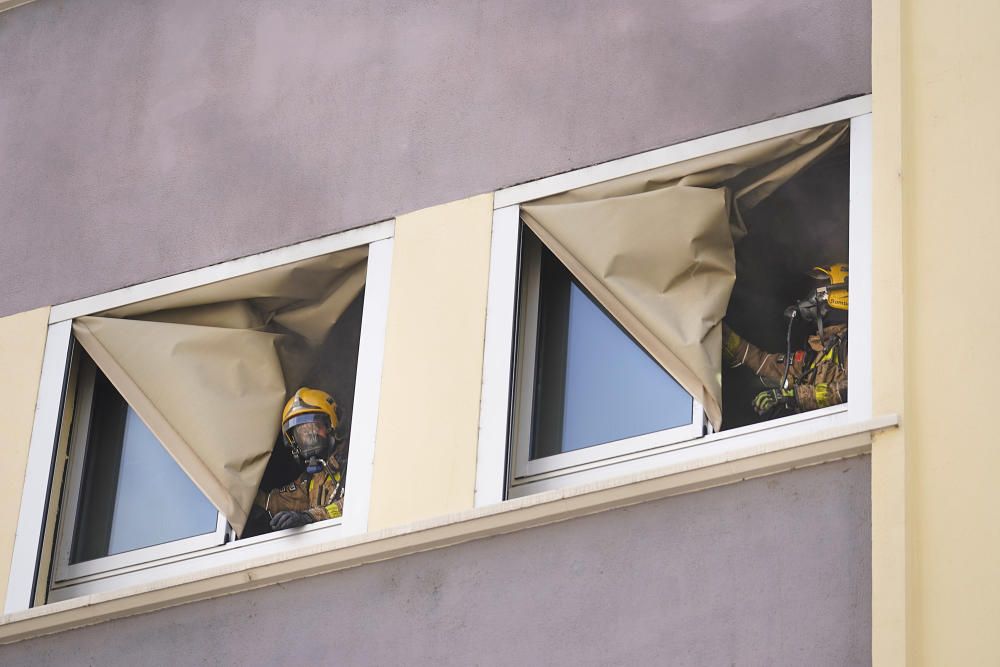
[258, 387, 349, 531]
[723, 264, 848, 417]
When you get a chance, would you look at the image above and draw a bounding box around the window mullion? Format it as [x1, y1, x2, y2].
[52, 355, 96, 579]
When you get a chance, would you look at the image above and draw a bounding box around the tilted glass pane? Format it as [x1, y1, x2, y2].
[71, 371, 218, 563]
[531, 251, 693, 459]
[106, 407, 219, 555]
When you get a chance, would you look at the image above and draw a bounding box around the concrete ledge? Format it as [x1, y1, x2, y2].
[0, 414, 897, 645]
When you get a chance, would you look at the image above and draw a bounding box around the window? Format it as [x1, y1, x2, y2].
[475, 97, 873, 503]
[6, 222, 393, 610]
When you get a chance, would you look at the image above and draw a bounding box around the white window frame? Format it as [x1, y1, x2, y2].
[6, 220, 395, 611]
[475, 96, 873, 504]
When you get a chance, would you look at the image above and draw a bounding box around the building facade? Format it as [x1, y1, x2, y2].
[0, 1, 996, 664]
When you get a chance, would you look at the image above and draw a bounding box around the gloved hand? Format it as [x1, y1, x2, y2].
[753, 387, 795, 416]
[270, 510, 315, 531]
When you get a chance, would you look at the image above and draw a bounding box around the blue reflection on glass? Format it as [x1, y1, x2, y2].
[107, 408, 218, 555]
[555, 282, 693, 453]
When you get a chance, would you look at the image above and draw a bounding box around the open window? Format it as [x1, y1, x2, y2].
[475, 98, 872, 501]
[7, 223, 392, 608]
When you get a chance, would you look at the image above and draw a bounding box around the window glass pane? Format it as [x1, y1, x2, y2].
[530, 249, 693, 459]
[107, 407, 219, 554]
[71, 371, 218, 563]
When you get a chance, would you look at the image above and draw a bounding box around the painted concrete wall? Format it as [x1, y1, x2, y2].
[0, 0, 878, 656]
[0, 308, 50, 607]
[900, 1, 1000, 663]
[0, 458, 872, 665]
[369, 195, 493, 529]
[0, 0, 872, 317]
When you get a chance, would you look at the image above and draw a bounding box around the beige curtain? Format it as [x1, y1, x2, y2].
[520, 122, 848, 429]
[73, 246, 368, 535]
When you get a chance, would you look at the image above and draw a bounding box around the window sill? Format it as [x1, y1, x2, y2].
[0, 412, 896, 645]
[48, 517, 346, 602]
[510, 405, 861, 495]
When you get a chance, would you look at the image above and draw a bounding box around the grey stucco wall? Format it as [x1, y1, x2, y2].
[1, 457, 872, 666]
[0, 0, 871, 316]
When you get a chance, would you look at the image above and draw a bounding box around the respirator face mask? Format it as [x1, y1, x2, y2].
[290, 420, 332, 473]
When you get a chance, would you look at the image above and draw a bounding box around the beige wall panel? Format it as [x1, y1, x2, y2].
[870, 0, 907, 664]
[368, 194, 493, 529]
[903, 1, 1000, 663]
[0, 307, 51, 605]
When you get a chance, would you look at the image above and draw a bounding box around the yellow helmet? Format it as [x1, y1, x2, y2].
[809, 263, 848, 311]
[281, 387, 339, 448]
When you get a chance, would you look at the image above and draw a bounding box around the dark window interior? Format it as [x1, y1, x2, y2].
[70, 371, 126, 563]
[721, 139, 850, 430]
[242, 290, 365, 538]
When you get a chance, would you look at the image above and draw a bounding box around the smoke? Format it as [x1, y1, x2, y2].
[722, 141, 850, 429]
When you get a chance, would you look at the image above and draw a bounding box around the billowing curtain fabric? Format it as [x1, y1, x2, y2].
[73, 246, 368, 535]
[72, 318, 286, 535]
[520, 122, 848, 429]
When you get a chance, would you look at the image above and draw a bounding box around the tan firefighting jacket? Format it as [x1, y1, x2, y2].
[257, 454, 346, 523]
[727, 324, 847, 411]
